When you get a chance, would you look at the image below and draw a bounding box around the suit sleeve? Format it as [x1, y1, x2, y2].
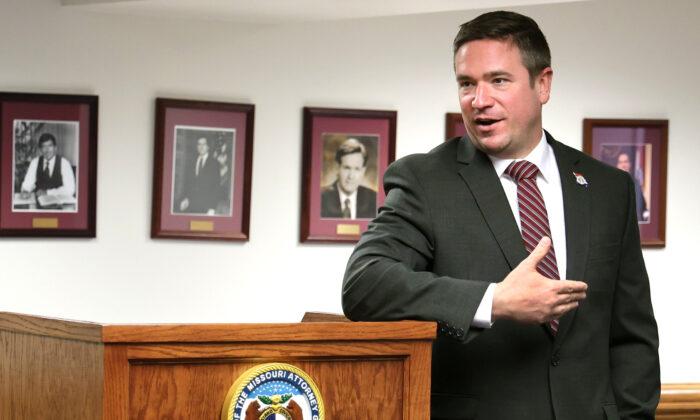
[342, 156, 490, 341]
[609, 175, 660, 419]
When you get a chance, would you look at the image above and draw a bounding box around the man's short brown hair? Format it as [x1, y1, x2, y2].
[453, 10, 551, 84]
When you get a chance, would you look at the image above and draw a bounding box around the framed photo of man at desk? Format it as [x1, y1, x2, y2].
[151, 98, 254, 241]
[583, 118, 668, 247]
[300, 107, 396, 243]
[0, 92, 98, 237]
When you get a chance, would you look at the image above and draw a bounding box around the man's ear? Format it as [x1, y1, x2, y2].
[537, 67, 553, 105]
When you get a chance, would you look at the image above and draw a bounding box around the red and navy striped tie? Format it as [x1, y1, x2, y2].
[506, 160, 560, 334]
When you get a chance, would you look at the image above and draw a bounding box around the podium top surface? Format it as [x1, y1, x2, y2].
[0, 311, 436, 344]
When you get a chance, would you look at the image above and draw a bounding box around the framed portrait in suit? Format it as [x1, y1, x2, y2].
[300, 107, 396, 243]
[0, 92, 98, 237]
[151, 98, 254, 241]
[583, 118, 668, 247]
[445, 112, 467, 140]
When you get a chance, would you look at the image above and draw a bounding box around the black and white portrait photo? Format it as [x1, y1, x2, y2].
[171, 126, 235, 216]
[320, 134, 378, 220]
[12, 120, 79, 213]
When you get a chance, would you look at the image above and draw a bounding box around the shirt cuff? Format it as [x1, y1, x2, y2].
[471, 283, 496, 329]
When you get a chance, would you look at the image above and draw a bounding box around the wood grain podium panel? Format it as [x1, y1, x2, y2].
[118, 338, 429, 419]
[0, 329, 103, 419]
[128, 358, 405, 419]
[0, 311, 102, 342]
[101, 320, 434, 343]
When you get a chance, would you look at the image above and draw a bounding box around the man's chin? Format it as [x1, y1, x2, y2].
[339, 185, 359, 195]
[469, 136, 510, 157]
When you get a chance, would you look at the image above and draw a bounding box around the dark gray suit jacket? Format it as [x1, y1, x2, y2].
[320, 182, 377, 219]
[342, 133, 659, 420]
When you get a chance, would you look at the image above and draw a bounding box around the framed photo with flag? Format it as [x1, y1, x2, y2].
[300, 107, 396, 243]
[583, 118, 668, 247]
[151, 98, 254, 241]
[0, 92, 98, 237]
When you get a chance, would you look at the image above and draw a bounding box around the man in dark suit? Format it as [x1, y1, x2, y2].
[321, 138, 377, 219]
[342, 11, 659, 420]
[616, 152, 649, 222]
[178, 137, 221, 215]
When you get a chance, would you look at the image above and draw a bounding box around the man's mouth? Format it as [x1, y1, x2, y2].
[474, 117, 502, 127]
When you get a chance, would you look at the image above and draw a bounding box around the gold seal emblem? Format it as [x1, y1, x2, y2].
[221, 363, 325, 420]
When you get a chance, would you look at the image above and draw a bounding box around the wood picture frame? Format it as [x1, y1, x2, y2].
[151, 98, 254, 241]
[300, 107, 396, 243]
[583, 118, 668, 247]
[0, 92, 98, 237]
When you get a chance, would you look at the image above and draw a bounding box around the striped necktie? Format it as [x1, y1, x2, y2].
[506, 160, 560, 334]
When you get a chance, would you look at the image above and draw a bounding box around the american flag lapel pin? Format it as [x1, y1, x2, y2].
[573, 172, 588, 187]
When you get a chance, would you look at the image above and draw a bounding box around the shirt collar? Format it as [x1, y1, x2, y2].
[338, 186, 358, 203]
[488, 131, 557, 183]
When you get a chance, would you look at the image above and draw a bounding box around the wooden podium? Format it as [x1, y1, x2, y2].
[0, 312, 435, 419]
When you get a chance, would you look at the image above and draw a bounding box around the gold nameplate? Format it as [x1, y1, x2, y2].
[190, 221, 214, 232]
[32, 218, 59, 229]
[336, 223, 360, 235]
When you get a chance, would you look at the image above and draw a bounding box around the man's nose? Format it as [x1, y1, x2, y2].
[471, 84, 494, 109]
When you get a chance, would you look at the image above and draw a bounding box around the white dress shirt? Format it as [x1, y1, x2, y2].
[338, 188, 358, 219]
[471, 132, 567, 328]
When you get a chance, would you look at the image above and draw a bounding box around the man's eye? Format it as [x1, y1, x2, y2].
[493, 78, 508, 84]
[459, 81, 473, 88]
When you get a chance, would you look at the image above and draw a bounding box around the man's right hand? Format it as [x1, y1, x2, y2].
[492, 237, 587, 324]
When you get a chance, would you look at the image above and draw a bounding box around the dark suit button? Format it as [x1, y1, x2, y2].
[551, 355, 560, 367]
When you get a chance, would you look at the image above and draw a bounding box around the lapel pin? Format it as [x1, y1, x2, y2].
[573, 172, 588, 187]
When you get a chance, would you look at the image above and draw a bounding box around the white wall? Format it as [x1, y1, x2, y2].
[1, 0, 697, 382]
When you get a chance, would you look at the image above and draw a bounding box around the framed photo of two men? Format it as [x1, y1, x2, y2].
[583, 118, 668, 247]
[151, 98, 254, 241]
[0, 92, 98, 237]
[300, 107, 396, 243]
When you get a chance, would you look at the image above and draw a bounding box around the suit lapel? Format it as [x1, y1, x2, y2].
[456, 134, 592, 345]
[456, 137, 528, 270]
[548, 134, 591, 349]
[329, 183, 342, 214]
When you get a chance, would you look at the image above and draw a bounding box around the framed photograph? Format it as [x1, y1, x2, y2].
[445, 112, 467, 140]
[301, 107, 396, 243]
[151, 98, 254, 241]
[583, 118, 668, 247]
[0, 92, 98, 237]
